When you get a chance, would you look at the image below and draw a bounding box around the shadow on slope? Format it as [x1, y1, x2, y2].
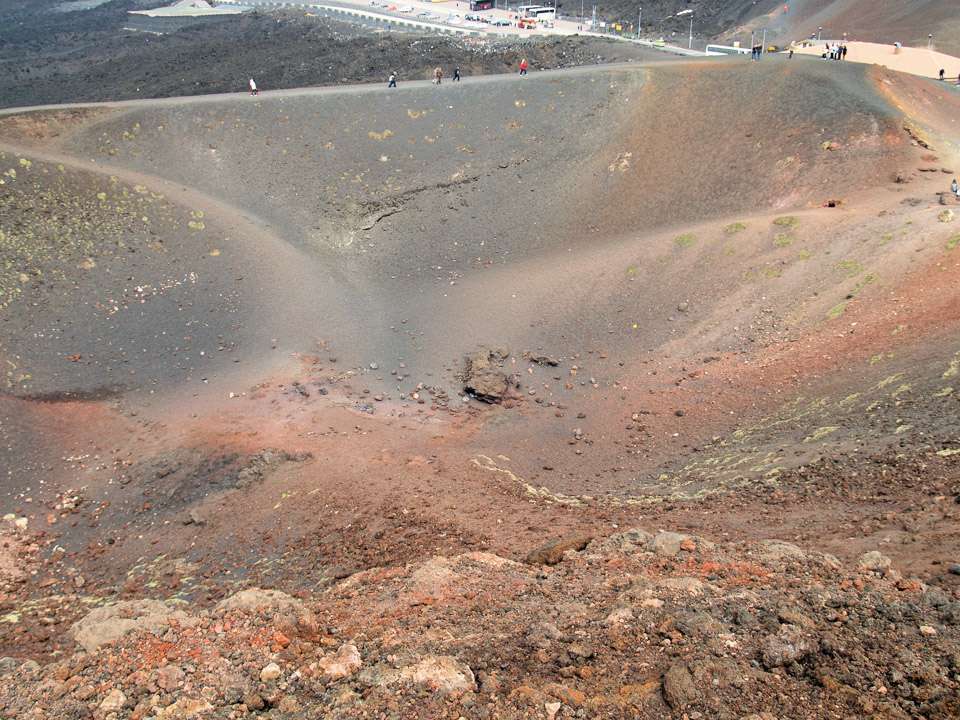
[0, 58, 921, 403]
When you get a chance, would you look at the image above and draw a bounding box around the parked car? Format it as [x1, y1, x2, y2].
[491, 18, 512, 26]
[397, 5, 413, 11]
[446, 13, 462, 24]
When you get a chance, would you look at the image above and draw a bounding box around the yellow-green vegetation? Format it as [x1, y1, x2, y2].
[854, 272, 877, 292]
[834, 259, 863, 278]
[826, 302, 848, 319]
[773, 232, 794, 247]
[724, 221, 747, 234]
[762, 268, 781, 278]
[675, 233, 695, 248]
[627, 264, 638, 275]
[946, 234, 960, 251]
[942, 355, 960, 378]
[773, 215, 800, 231]
[797, 250, 811, 259]
[724, 247, 736, 256]
[804, 426, 838, 442]
[877, 373, 903, 390]
[0, 154, 186, 317]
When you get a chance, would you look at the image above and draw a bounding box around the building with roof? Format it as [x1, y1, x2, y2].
[126, 0, 252, 33]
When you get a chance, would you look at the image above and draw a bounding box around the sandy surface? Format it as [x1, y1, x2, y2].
[791, 39, 960, 81]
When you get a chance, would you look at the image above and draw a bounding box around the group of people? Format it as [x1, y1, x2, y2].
[426, 66, 461, 85]
[246, 56, 532, 95]
[823, 43, 848, 60]
[387, 62, 536, 88]
[750, 44, 763, 60]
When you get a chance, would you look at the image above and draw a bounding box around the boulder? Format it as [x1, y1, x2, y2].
[524, 532, 593, 565]
[216, 588, 306, 617]
[318, 644, 361, 679]
[70, 600, 193, 653]
[520, 350, 559, 366]
[662, 663, 698, 709]
[647, 532, 691, 557]
[761, 624, 812, 668]
[856, 550, 892, 573]
[99, 688, 126, 713]
[756, 539, 807, 562]
[462, 347, 518, 403]
[399, 656, 476, 694]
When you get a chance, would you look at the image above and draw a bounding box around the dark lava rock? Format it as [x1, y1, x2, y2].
[520, 350, 559, 366]
[462, 347, 518, 404]
[524, 532, 593, 566]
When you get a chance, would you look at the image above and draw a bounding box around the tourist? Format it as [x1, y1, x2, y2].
[388, 71, 397, 88]
[249, 78, 258, 96]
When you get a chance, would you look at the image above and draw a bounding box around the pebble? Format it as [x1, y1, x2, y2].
[260, 662, 281, 682]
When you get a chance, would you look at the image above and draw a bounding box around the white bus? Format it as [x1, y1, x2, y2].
[705, 44, 751, 56]
[519, 5, 555, 19]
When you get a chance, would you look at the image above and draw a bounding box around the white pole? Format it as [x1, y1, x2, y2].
[688, 15, 692, 49]
[638, 6, 641, 36]
[762, 28, 766, 53]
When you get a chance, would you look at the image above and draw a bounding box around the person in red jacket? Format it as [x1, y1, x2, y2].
[519, 58, 527, 75]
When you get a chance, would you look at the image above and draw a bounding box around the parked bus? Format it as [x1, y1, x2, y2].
[470, 0, 494, 10]
[705, 44, 751, 56]
[524, 5, 555, 19]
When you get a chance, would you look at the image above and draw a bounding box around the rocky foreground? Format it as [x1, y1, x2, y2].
[2, 526, 959, 720]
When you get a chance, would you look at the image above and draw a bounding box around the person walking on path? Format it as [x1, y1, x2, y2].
[841, 44, 847, 60]
[953, 179, 960, 200]
[453, 66, 461, 81]
[434, 67, 443, 84]
[249, 78, 258, 96]
[940, 68, 946, 81]
[388, 71, 397, 88]
[519, 58, 527, 75]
